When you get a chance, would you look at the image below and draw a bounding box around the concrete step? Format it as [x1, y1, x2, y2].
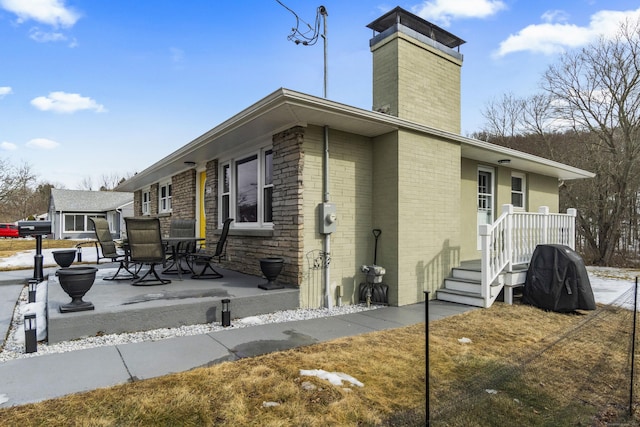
[436, 288, 487, 308]
[444, 277, 502, 298]
[451, 267, 482, 281]
[444, 277, 480, 294]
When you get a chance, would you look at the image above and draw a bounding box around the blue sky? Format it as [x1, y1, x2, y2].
[1, 0, 639, 189]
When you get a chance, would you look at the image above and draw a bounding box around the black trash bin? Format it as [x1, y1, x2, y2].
[522, 244, 596, 312]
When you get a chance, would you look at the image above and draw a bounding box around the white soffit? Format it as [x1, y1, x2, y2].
[459, 139, 595, 181]
[117, 88, 593, 191]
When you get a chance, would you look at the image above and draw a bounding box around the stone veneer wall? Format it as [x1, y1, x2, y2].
[133, 190, 141, 216]
[218, 127, 305, 285]
[162, 169, 197, 235]
[150, 183, 159, 218]
[203, 159, 218, 247]
[131, 171, 196, 236]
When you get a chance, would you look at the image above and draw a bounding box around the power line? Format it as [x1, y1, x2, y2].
[275, 0, 324, 46]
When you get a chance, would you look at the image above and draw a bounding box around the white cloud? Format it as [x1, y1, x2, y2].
[26, 138, 59, 149]
[497, 23, 591, 56]
[541, 10, 569, 24]
[0, 86, 12, 98]
[412, 0, 506, 27]
[29, 27, 67, 43]
[496, 7, 640, 57]
[0, 141, 17, 151]
[0, 0, 79, 28]
[30, 91, 107, 114]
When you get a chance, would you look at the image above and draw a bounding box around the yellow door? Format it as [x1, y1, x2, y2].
[199, 171, 207, 242]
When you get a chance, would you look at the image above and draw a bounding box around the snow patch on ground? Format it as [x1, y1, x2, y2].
[300, 369, 364, 387]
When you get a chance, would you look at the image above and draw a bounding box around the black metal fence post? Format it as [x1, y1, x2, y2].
[631, 277, 638, 416]
[424, 290, 430, 425]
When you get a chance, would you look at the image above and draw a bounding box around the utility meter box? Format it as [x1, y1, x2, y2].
[319, 203, 337, 234]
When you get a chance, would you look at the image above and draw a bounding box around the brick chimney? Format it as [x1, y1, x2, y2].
[367, 7, 465, 133]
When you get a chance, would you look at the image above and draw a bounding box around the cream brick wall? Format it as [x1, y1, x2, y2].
[460, 158, 479, 261]
[459, 159, 562, 261]
[301, 125, 374, 308]
[396, 130, 461, 305]
[372, 32, 462, 133]
[372, 132, 399, 302]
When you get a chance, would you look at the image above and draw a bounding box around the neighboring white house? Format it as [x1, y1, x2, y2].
[49, 189, 133, 240]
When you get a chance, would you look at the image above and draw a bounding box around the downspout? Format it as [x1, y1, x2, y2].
[323, 125, 332, 309]
[115, 201, 133, 240]
[320, 6, 332, 310]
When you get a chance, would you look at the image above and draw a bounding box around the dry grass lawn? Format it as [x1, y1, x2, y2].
[0, 301, 639, 425]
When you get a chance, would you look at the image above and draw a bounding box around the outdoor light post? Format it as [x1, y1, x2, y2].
[24, 313, 37, 353]
[221, 299, 231, 327]
[28, 279, 37, 303]
[77, 246, 82, 262]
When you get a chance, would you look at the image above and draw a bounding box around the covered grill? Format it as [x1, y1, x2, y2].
[522, 244, 596, 312]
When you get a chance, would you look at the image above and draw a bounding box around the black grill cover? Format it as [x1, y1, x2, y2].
[522, 244, 596, 312]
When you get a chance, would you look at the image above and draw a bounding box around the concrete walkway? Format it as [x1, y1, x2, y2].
[0, 268, 476, 407]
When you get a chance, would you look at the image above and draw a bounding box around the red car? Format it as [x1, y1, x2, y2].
[0, 223, 19, 238]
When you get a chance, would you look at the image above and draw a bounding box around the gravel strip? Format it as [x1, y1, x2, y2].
[0, 284, 380, 362]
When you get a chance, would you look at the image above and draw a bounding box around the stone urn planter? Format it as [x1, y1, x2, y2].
[52, 249, 76, 268]
[259, 257, 284, 290]
[57, 266, 98, 313]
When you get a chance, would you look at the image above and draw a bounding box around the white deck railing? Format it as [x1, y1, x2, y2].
[478, 205, 577, 307]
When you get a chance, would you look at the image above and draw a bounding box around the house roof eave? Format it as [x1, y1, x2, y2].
[116, 88, 594, 191]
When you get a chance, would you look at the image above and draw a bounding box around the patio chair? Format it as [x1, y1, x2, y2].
[125, 217, 171, 286]
[167, 218, 197, 260]
[89, 217, 138, 281]
[189, 218, 233, 279]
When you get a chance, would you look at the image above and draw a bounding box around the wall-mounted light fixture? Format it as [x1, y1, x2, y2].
[184, 161, 196, 167]
[497, 159, 511, 165]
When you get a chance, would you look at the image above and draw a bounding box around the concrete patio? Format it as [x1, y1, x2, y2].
[46, 264, 300, 343]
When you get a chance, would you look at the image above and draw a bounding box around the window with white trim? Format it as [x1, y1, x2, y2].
[64, 214, 105, 232]
[511, 173, 526, 209]
[142, 189, 151, 215]
[159, 181, 172, 213]
[220, 147, 273, 227]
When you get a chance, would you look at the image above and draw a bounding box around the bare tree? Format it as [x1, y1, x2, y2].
[477, 19, 640, 266]
[98, 172, 127, 191]
[542, 18, 640, 265]
[481, 92, 525, 142]
[77, 176, 94, 191]
[79, 172, 135, 192]
[0, 160, 37, 221]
